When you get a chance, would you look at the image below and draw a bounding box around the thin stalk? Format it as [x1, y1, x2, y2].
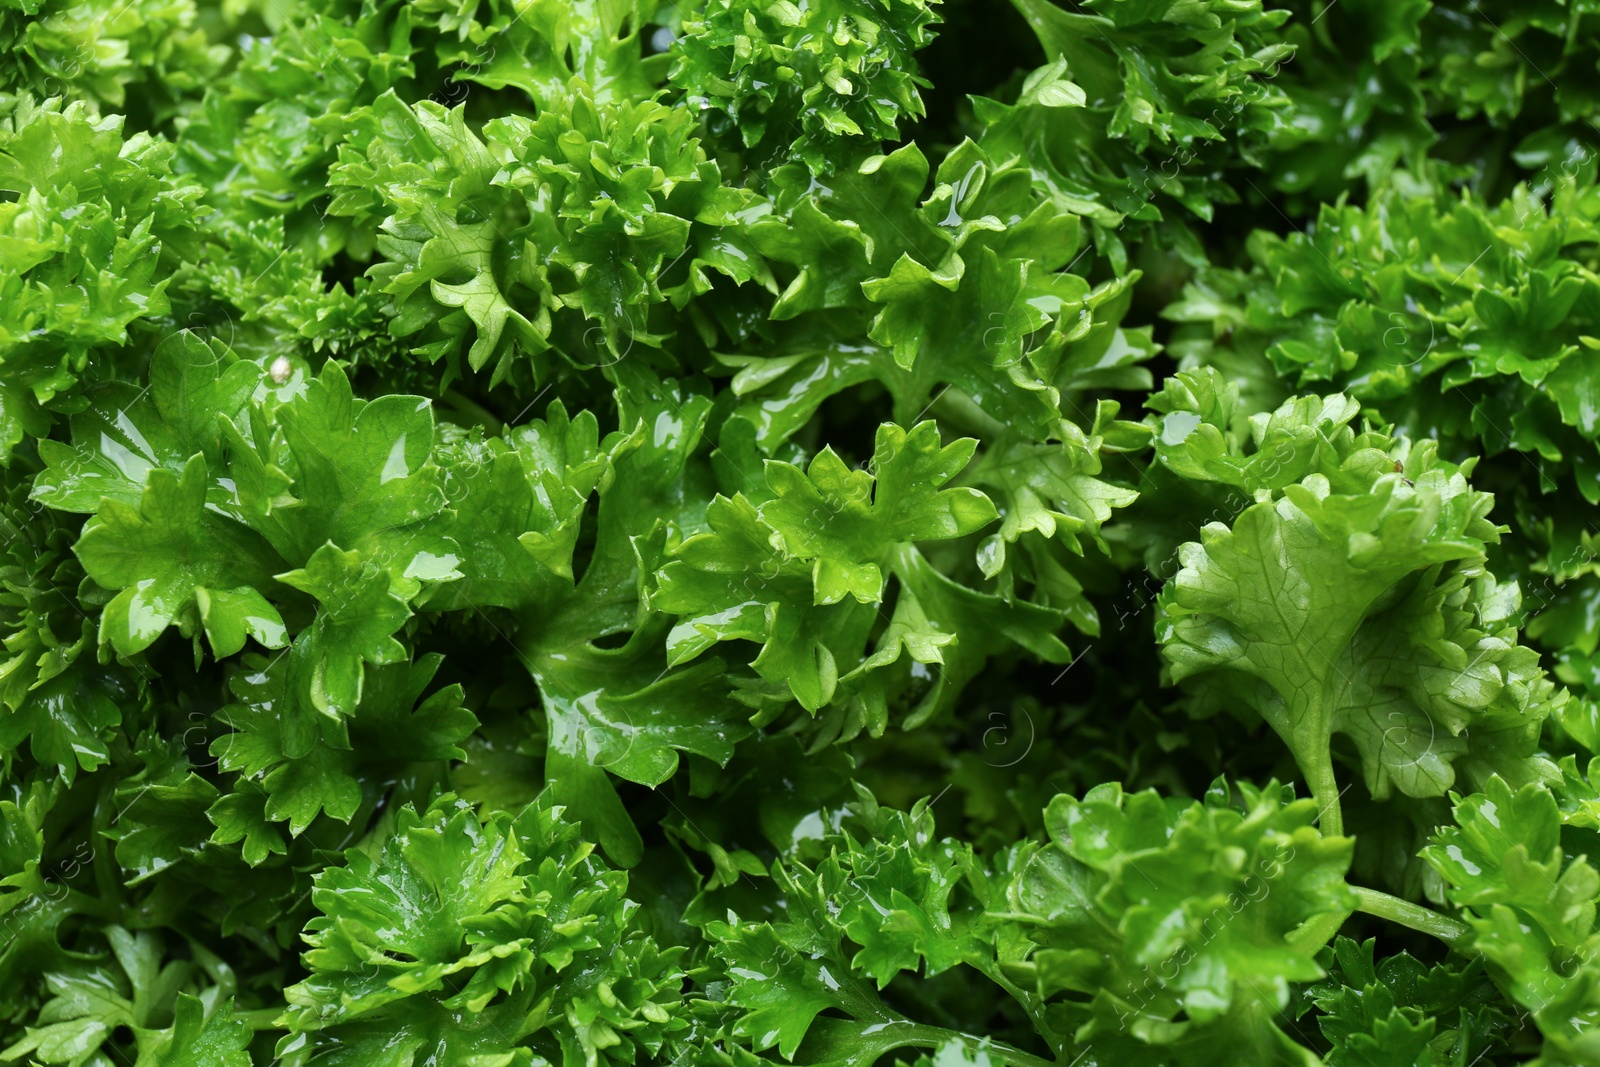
[442, 389, 505, 433]
[61, 887, 122, 923]
[929, 388, 1010, 441]
[1284, 747, 1352, 952]
[1301, 746, 1343, 839]
[1351, 886, 1470, 946]
[805, 1018, 1060, 1067]
[892, 1024, 1059, 1067]
[983, 966, 1071, 1062]
[1288, 909, 1347, 955]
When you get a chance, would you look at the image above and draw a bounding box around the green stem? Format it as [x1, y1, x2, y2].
[912, 1026, 1058, 1067]
[1351, 886, 1470, 946]
[441, 389, 505, 433]
[233, 1009, 286, 1029]
[61, 887, 122, 923]
[1284, 745, 1352, 952]
[930, 387, 1010, 441]
[1301, 747, 1343, 839]
[804, 1018, 1060, 1067]
[984, 967, 1070, 1062]
[1288, 909, 1348, 955]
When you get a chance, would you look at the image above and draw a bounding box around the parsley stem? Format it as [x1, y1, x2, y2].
[984, 967, 1071, 1061]
[978, 1041, 1059, 1067]
[901, 1024, 1060, 1067]
[1351, 886, 1470, 946]
[1287, 909, 1347, 954]
[806, 1018, 1060, 1067]
[1302, 748, 1343, 838]
[1282, 747, 1353, 952]
[441, 388, 505, 433]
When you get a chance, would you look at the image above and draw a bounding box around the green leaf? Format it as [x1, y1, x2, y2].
[137, 995, 254, 1067]
[700, 791, 972, 1057]
[75, 454, 287, 657]
[430, 0, 668, 108]
[204, 787, 287, 867]
[0, 98, 205, 456]
[656, 420, 1064, 728]
[758, 422, 997, 605]
[1008, 780, 1353, 1063]
[1156, 408, 1558, 828]
[280, 795, 684, 1066]
[32, 331, 261, 514]
[670, 0, 941, 172]
[276, 543, 413, 726]
[1304, 937, 1515, 1067]
[426, 401, 638, 611]
[211, 652, 475, 838]
[0, 669, 128, 782]
[2, 926, 213, 1067]
[1424, 778, 1600, 1057]
[267, 362, 457, 588]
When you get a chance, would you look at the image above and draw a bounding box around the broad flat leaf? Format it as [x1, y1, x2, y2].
[268, 363, 457, 587]
[32, 332, 261, 513]
[75, 454, 287, 657]
[1156, 414, 1558, 826]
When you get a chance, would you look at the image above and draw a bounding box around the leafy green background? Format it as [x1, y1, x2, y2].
[3, 0, 1600, 1064]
